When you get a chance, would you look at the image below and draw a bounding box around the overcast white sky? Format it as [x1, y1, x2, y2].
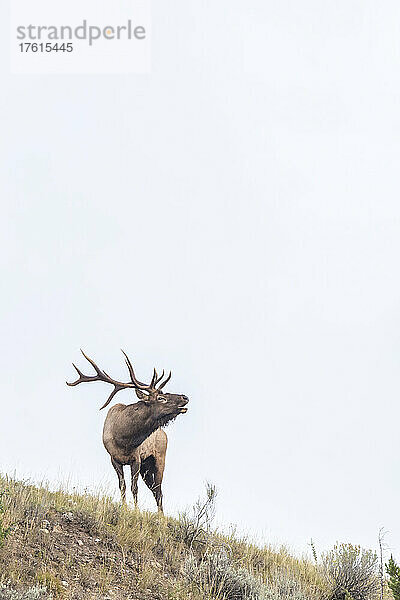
[1, 0, 400, 559]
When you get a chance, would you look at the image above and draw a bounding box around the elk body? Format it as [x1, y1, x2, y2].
[67, 350, 189, 513]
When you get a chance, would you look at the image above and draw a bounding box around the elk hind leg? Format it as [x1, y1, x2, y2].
[111, 457, 126, 504]
[140, 456, 164, 514]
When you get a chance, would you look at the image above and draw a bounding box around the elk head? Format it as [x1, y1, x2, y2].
[66, 350, 189, 427]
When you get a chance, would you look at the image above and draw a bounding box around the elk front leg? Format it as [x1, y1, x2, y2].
[130, 459, 140, 507]
[111, 457, 126, 503]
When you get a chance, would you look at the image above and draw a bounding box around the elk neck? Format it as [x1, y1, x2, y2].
[121, 401, 163, 448]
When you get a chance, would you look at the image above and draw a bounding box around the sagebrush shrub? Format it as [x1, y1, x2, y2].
[184, 550, 265, 599]
[0, 585, 50, 600]
[322, 543, 379, 600]
[184, 551, 313, 600]
[264, 571, 318, 600]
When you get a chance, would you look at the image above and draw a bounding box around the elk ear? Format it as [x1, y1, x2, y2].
[135, 389, 146, 400]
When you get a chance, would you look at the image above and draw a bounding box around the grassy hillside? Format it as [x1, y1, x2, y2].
[0, 475, 392, 600]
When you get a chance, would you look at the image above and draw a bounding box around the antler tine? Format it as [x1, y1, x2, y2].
[80, 349, 104, 376]
[66, 363, 103, 387]
[99, 388, 121, 411]
[155, 370, 165, 386]
[150, 368, 158, 388]
[72, 363, 82, 377]
[157, 371, 172, 390]
[120, 350, 150, 390]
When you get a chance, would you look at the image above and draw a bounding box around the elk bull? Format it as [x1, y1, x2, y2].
[67, 350, 189, 513]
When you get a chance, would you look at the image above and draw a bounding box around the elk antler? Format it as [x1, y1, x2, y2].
[66, 350, 172, 410]
[68, 350, 149, 410]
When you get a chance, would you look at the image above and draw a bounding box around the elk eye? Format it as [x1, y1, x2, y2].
[158, 397, 167, 403]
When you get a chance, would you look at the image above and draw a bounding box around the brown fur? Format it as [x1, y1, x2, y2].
[102, 399, 184, 512]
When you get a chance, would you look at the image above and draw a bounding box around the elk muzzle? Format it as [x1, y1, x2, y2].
[178, 395, 189, 413]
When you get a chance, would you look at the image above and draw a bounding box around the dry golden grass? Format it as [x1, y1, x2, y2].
[0, 474, 390, 600]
